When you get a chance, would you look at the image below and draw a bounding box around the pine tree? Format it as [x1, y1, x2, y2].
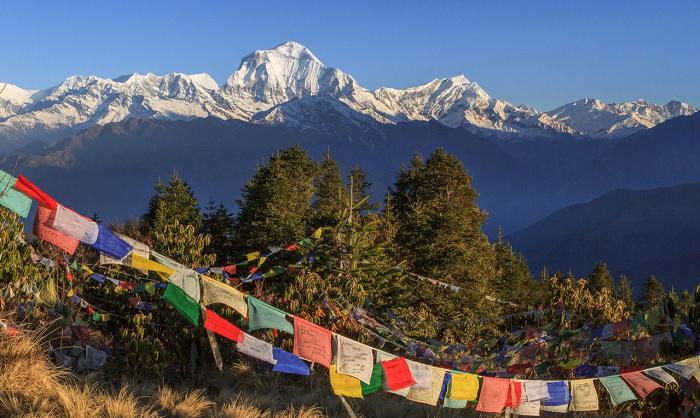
[587, 262, 614, 293]
[641, 275, 665, 308]
[348, 166, 374, 215]
[390, 148, 497, 306]
[142, 173, 202, 232]
[493, 228, 532, 303]
[234, 146, 318, 252]
[312, 150, 345, 227]
[615, 274, 635, 314]
[202, 200, 235, 264]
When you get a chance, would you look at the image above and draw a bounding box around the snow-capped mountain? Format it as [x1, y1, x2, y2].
[546, 98, 697, 138]
[0, 41, 696, 152]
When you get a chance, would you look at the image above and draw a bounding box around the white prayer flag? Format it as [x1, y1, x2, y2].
[52, 205, 99, 244]
[643, 367, 677, 386]
[152, 252, 201, 302]
[406, 359, 432, 390]
[523, 380, 550, 402]
[335, 334, 374, 384]
[237, 333, 276, 364]
[514, 400, 541, 416]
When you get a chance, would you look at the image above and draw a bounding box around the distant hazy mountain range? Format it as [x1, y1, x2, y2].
[1, 41, 695, 153]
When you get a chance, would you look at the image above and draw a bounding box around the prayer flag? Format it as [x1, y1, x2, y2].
[245, 251, 260, 262]
[152, 252, 200, 302]
[100, 233, 148, 265]
[476, 376, 509, 413]
[14, 175, 57, 209]
[91, 225, 132, 260]
[380, 356, 416, 392]
[34, 206, 79, 254]
[0, 170, 32, 217]
[407, 366, 446, 406]
[52, 205, 99, 244]
[569, 379, 599, 412]
[163, 284, 200, 326]
[247, 296, 294, 334]
[506, 380, 522, 408]
[129, 254, 175, 275]
[293, 317, 332, 367]
[599, 375, 637, 406]
[406, 359, 432, 390]
[330, 364, 363, 398]
[443, 377, 468, 409]
[336, 334, 374, 384]
[203, 309, 243, 343]
[361, 363, 383, 395]
[664, 358, 700, 380]
[542, 381, 569, 407]
[514, 400, 541, 416]
[200, 275, 248, 317]
[205, 329, 223, 371]
[237, 332, 276, 364]
[643, 367, 677, 386]
[523, 380, 550, 402]
[621, 371, 662, 399]
[449, 372, 480, 401]
[272, 347, 310, 376]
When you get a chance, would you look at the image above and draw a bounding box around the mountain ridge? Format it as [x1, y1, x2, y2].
[1, 41, 695, 152]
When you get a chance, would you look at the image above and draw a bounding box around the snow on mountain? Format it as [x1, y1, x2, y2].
[0, 41, 697, 152]
[546, 98, 698, 138]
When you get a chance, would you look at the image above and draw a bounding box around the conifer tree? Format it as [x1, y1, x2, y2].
[348, 166, 374, 215]
[493, 229, 532, 303]
[616, 274, 635, 314]
[390, 148, 496, 306]
[202, 200, 235, 264]
[641, 275, 665, 308]
[142, 173, 202, 232]
[234, 146, 318, 252]
[587, 262, 614, 293]
[312, 150, 345, 227]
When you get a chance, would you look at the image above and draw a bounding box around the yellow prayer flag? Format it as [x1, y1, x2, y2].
[257, 256, 268, 267]
[81, 265, 94, 275]
[312, 227, 323, 239]
[130, 254, 175, 276]
[66, 288, 75, 297]
[330, 364, 363, 398]
[246, 251, 260, 262]
[449, 373, 480, 401]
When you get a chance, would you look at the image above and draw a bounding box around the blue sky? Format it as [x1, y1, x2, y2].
[2, 0, 698, 110]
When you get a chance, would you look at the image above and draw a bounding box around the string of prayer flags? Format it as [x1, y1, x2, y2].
[200, 275, 247, 317]
[330, 364, 363, 398]
[476, 376, 509, 413]
[100, 233, 148, 266]
[448, 372, 480, 401]
[643, 367, 678, 386]
[91, 225, 133, 260]
[621, 371, 662, 399]
[163, 283, 200, 326]
[569, 379, 599, 412]
[237, 332, 276, 364]
[599, 375, 637, 406]
[14, 175, 57, 209]
[203, 309, 243, 343]
[541, 381, 570, 412]
[272, 347, 310, 376]
[247, 296, 294, 334]
[360, 363, 383, 395]
[293, 316, 332, 367]
[0, 170, 32, 217]
[152, 252, 200, 301]
[52, 205, 99, 244]
[523, 380, 550, 402]
[407, 366, 446, 406]
[335, 334, 374, 384]
[34, 206, 79, 254]
[380, 356, 416, 392]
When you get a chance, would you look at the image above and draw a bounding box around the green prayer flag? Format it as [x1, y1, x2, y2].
[164, 284, 200, 326]
[247, 296, 293, 334]
[144, 282, 155, 295]
[361, 363, 383, 395]
[0, 170, 32, 218]
[599, 375, 637, 406]
[91, 311, 101, 321]
[70, 260, 80, 271]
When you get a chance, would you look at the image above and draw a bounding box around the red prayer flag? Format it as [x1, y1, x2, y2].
[66, 271, 74, 282]
[380, 357, 416, 391]
[476, 377, 510, 413]
[203, 309, 243, 343]
[621, 371, 662, 399]
[223, 264, 236, 275]
[285, 243, 299, 251]
[14, 175, 57, 209]
[506, 380, 522, 408]
[293, 316, 333, 367]
[34, 206, 79, 254]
